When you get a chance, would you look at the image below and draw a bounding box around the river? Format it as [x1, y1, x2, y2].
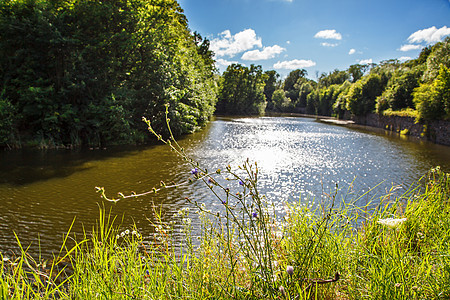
[1, 116, 449, 257]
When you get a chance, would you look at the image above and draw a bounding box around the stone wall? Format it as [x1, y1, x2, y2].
[352, 113, 450, 146]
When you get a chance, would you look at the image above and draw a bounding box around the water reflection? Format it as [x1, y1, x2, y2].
[0, 116, 449, 257]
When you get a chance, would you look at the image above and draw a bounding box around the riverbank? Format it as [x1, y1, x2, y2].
[352, 113, 450, 146]
[1, 167, 449, 299]
[315, 113, 450, 147]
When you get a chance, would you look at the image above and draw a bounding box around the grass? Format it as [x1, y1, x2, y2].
[382, 108, 419, 119]
[1, 167, 449, 299]
[1, 106, 449, 299]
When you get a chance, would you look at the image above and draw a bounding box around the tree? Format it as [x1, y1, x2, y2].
[318, 69, 349, 87]
[422, 37, 450, 83]
[216, 64, 267, 115]
[414, 65, 450, 121]
[263, 70, 280, 107]
[346, 73, 384, 116]
[283, 69, 307, 102]
[348, 64, 368, 83]
[376, 68, 421, 112]
[0, 0, 218, 148]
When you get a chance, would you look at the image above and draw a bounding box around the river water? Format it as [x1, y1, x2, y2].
[1, 116, 449, 257]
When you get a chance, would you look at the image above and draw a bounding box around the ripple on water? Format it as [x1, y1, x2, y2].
[0, 116, 449, 257]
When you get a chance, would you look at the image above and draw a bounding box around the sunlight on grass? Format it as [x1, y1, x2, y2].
[1, 106, 449, 299]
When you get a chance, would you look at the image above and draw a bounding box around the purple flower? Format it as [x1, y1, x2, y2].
[239, 180, 244, 186]
[190, 167, 199, 175]
[252, 212, 258, 218]
[221, 200, 226, 205]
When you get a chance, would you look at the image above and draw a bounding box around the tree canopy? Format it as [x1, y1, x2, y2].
[215, 64, 267, 115]
[0, 0, 217, 148]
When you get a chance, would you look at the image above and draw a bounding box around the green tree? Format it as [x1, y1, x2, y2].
[263, 70, 280, 110]
[376, 68, 421, 112]
[414, 65, 450, 120]
[283, 69, 307, 102]
[318, 69, 350, 87]
[346, 73, 384, 116]
[422, 37, 450, 83]
[0, 0, 217, 148]
[216, 64, 267, 115]
[348, 64, 369, 83]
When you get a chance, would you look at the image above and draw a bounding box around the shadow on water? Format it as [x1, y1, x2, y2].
[0, 145, 157, 186]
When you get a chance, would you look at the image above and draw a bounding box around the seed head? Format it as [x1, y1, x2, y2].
[286, 265, 294, 275]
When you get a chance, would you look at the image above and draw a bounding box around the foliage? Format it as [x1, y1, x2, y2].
[0, 94, 17, 148]
[348, 64, 369, 83]
[271, 89, 291, 112]
[283, 69, 308, 103]
[422, 36, 450, 83]
[263, 70, 280, 107]
[216, 64, 267, 115]
[414, 64, 450, 121]
[375, 67, 422, 113]
[318, 69, 350, 87]
[382, 108, 419, 119]
[346, 73, 385, 116]
[0, 0, 217, 148]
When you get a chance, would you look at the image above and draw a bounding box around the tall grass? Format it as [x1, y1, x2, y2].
[1, 106, 449, 299]
[2, 168, 448, 299]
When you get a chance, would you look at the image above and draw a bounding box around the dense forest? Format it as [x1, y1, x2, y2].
[1, 0, 449, 149]
[0, 0, 217, 149]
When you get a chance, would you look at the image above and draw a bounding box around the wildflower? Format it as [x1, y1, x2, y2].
[120, 231, 125, 237]
[190, 167, 199, 175]
[395, 282, 402, 288]
[221, 200, 226, 205]
[239, 180, 244, 186]
[208, 177, 215, 184]
[377, 217, 407, 228]
[252, 212, 258, 218]
[286, 265, 294, 275]
[116, 234, 120, 239]
[125, 229, 130, 235]
[279, 285, 286, 296]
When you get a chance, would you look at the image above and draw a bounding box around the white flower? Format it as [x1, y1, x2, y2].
[125, 229, 130, 235]
[286, 265, 294, 275]
[377, 218, 407, 228]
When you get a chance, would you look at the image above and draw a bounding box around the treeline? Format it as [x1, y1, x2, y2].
[218, 37, 450, 123]
[0, 0, 217, 149]
[1, 0, 449, 149]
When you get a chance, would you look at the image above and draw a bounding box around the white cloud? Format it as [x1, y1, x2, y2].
[348, 48, 356, 55]
[359, 58, 373, 64]
[399, 44, 423, 52]
[242, 45, 286, 61]
[407, 26, 450, 44]
[321, 42, 338, 47]
[215, 58, 239, 68]
[286, 40, 291, 44]
[314, 29, 342, 40]
[399, 56, 412, 61]
[210, 29, 262, 57]
[273, 59, 316, 70]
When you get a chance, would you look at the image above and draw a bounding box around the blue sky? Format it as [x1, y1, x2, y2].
[178, 0, 450, 79]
